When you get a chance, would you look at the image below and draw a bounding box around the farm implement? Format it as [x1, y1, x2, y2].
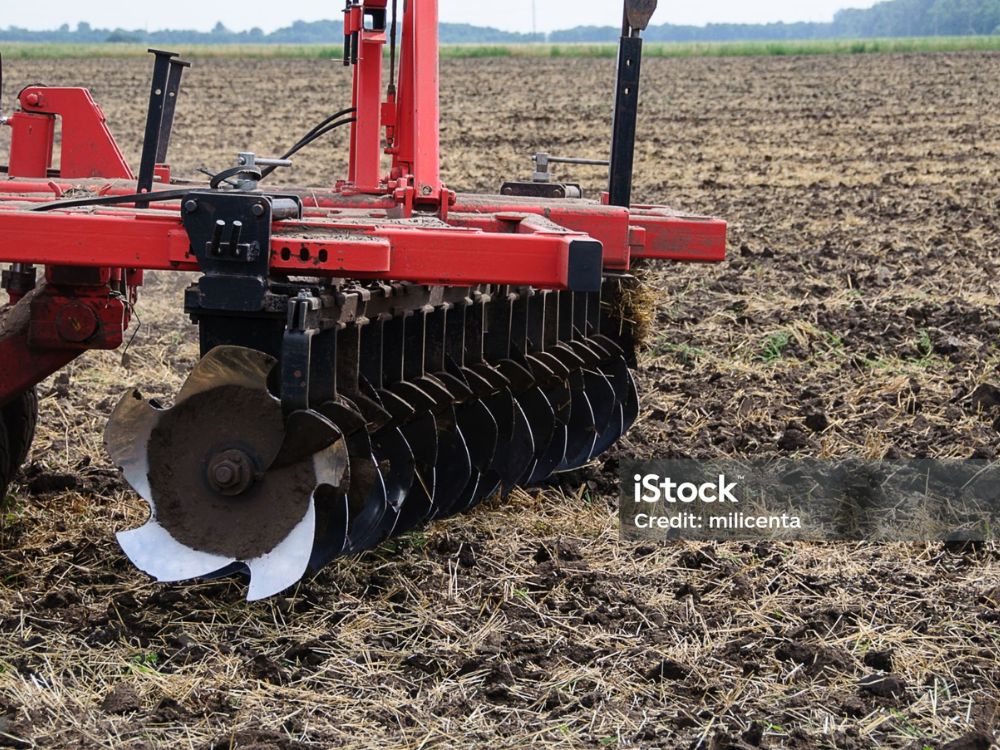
[0, 0, 726, 600]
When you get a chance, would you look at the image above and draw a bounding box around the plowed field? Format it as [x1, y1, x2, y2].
[1, 52, 999, 749]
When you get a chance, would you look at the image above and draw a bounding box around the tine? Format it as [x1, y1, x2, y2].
[427, 404, 473, 520]
[246, 498, 316, 601]
[515, 387, 556, 486]
[558, 370, 598, 471]
[392, 412, 437, 535]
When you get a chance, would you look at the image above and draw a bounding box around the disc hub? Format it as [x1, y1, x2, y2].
[207, 449, 255, 496]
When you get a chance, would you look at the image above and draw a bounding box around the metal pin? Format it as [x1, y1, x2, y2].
[211, 220, 225, 254]
[229, 221, 244, 256]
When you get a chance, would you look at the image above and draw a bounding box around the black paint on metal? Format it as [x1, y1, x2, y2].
[608, 35, 644, 208]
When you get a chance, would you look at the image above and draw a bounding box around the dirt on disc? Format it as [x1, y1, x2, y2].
[0, 52, 998, 749]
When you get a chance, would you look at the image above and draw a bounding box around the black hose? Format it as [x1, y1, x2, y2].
[30, 188, 193, 212]
[258, 116, 357, 181]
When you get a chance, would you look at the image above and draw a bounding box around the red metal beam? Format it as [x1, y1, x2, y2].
[0, 209, 593, 290]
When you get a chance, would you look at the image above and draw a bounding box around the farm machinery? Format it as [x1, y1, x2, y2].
[0, 0, 726, 600]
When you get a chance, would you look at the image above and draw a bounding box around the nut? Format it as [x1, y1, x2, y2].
[207, 450, 255, 496]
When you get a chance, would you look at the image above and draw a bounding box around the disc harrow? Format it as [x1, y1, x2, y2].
[0, 0, 726, 600]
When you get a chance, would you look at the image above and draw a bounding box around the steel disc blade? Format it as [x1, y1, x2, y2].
[622, 369, 640, 435]
[105, 392, 162, 505]
[309, 441, 352, 569]
[583, 370, 617, 438]
[428, 406, 473, 520]
[117, 522, 234, 584]
[342, 431, 390, 554]
[500, 399, 536, 494]
[246, 498, 316, 601]
[309, 485, 350, 571]
[528, 382, 571, 484]
[559, 371, 598, 471]
[392, 413, 438, 535]
[516, 388, 556, 486]
[589, 404, 626, 460]
[589, 357, 632, 460]
[175, 346, 277, 407]
[373, 426, 415, 515]
[457, 400, 499, 474]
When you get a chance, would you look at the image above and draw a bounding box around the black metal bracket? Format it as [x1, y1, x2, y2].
[608, 0, 656, 208]
[183, 192, 279, 313]
[137, 50, 191, 207]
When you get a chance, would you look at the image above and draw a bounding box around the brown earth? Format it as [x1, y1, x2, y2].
[1, 52, 999, 749]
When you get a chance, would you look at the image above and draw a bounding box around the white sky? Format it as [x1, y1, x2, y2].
[2, 1, 881, 34]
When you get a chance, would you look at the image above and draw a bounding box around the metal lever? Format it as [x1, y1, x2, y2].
[234, 152, 293, 190]
[532, 153, 610, 184]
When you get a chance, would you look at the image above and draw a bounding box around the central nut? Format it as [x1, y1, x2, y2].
[207, 450, 255, 496]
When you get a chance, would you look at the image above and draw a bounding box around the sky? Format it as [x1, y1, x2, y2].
[2, 1, 882, 34]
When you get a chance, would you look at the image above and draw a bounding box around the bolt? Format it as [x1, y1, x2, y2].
[421, 185, 433, 196]
[207, 450, 255, 496]
[25, 93, 41, 107]
[213, 464, 235, 485]
[183, 199, 199, 214]
[251, 203, 267, 218]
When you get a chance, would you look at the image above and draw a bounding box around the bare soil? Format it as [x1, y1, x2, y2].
[1, 52, 999, 749]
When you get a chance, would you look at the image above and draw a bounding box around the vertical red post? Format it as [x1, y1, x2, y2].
[392, 0, 441, 203]
[7, 112, 55, 178]
[348, 1, 387, 192]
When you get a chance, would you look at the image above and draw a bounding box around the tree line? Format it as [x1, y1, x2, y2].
[1, 0, 998, 45]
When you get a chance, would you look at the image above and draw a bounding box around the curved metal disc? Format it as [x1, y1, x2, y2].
[622, 369, 640, 435]
[117, 521, 234, 583]
[516, 387, 556, 486]
[500, 399, 535, 494]
[105, 392, 162, 505]
[309, 441, 352, 570]
[428, 405, 473, 521]
[589, 357, 632, 460]
[175, 346, 277, 408]
[455, 399, 499, 513]
[373, 425, 415, 515]
[466, 388, 514, 508]
[246, 497, 316, 601]
[392, 412, 438, 535]
[144, 386, 297, 560]
[342, 430, 390, 554]
[583, 370, 617, 439]
[527, 381, 571, 485]
[559, 370, 598, 471]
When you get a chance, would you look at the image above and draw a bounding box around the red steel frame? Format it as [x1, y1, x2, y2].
[0, 0, 727, 407]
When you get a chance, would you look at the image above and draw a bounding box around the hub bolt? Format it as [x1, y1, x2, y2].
[207, 450, 256, 496]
